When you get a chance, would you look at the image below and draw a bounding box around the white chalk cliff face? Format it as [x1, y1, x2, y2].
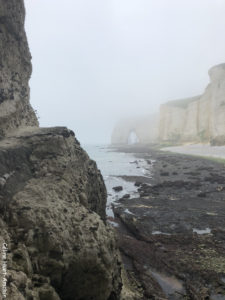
[111, 115, 158, 145]
[111, 63, 225, 146]
[159, 63, 225, 145]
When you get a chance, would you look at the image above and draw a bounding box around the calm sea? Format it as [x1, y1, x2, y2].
[84, 144, 150, 217]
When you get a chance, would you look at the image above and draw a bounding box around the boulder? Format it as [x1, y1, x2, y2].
[113, 186, 123, 192]
[0, 127, 122, 299]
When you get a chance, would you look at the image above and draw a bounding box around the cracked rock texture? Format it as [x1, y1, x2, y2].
[0, 128, 122, 299]
[0, 1, 122, 299]
[0, 0, 38, 136]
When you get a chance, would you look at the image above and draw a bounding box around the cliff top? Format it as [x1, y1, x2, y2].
[164, 95, 201, 109]
[209, 63, 225, 82]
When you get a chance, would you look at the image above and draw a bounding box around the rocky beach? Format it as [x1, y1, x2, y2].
[1, 1, 225, 299]
[110, 145, 225, 299]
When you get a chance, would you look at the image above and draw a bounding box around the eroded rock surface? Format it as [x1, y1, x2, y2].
[0, 1, 122, 299]
[0, 0, 38, 136]
[0, 127, 122, 299]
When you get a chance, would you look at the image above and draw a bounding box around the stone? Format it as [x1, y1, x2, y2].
[113, 186, 123, 192]
[122, 194, 130, 199]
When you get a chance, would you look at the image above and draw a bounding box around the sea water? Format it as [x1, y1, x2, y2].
[84, 144, 150, 217]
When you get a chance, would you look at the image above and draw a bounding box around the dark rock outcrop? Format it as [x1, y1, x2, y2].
[0, 1, 122, 299]
[0, 127, 122, 299]
[0, 0, 38, 136]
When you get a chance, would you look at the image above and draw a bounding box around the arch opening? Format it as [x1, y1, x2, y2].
[127, 130, 139, 145]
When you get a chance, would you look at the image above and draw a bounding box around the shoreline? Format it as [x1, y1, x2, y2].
[111, 145, 225, 299]
[161, 144, 225, 162]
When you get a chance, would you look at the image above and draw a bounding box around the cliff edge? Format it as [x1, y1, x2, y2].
[159, 63, 225, 145]
[0, 1, 122, 299]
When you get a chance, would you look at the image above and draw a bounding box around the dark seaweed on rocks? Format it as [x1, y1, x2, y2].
[113, 145, 225, 299]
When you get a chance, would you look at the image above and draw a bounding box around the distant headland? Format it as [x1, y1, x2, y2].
[111, 63, 225, 146]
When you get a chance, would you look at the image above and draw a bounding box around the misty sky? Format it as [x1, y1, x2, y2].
[24, 0, 225, 144]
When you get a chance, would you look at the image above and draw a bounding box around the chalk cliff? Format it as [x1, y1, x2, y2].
[159, 64, 225, 145]
[0, 1, 122, 299]
[112, 64, 225, 146]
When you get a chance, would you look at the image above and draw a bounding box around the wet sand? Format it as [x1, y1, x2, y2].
[111, 145, 225, 299]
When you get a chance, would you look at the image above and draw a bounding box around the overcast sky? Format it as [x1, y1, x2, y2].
[24, 0, 225, 145]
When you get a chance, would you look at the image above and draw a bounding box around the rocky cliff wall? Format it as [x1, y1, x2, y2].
[159, 64, 225, 145]
[0, 1, 122, 299]
[0, 0, 38, 136]
[0, 128, 122, 300]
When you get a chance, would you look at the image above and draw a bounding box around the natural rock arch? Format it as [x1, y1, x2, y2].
[127, 129, 140, 145]
[111, 114, 159, 145]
